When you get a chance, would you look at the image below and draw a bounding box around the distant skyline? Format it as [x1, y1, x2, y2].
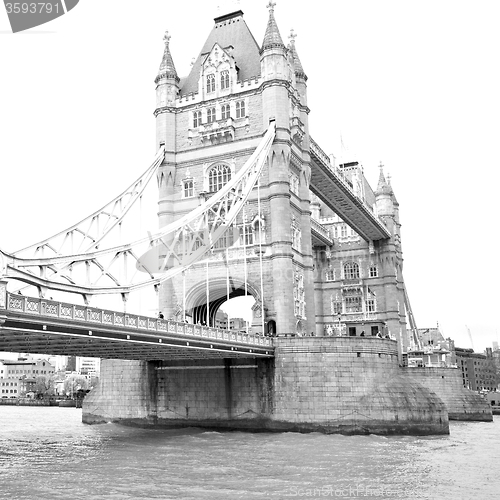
[1, 1, 499, 352]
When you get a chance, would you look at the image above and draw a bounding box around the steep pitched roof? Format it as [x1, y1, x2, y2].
[180, 10, 261, 96]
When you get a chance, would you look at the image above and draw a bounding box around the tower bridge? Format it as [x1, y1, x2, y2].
[2, 3, 488, 434]
[0, 2, 406, 363]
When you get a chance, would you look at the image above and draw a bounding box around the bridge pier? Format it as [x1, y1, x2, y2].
[83, 337, 463, 435]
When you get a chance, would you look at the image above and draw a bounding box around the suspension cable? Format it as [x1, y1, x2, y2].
[257, 176, 265, 335]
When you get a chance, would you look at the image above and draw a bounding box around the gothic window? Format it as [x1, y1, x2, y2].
[294, 274, 306, 319]
[193, 111, 202, 128]
[325, 268, 335, 281]
[331, 296, 342, 315]
[289, 173, 299, 195]
[332, 225, 338, 239]
[220, 70, 230, 90]
[183, 180, 194, 198]
[206, 74, 215, 93]
[369, 265, 378, 278]
[333, 301, 342, 315]
[291, 217, 301, 251]
[344, 262, 360, 280]
[340, 224, 348, 238]
[208, 163, 231, 192]
[207, 107, 216, 124]
[239, 224, 254, 246]
[221, 104, 230, 120]
[345, 296, 362, 313]
[366, 298, 376, 312]
[236, 100, 246, 119]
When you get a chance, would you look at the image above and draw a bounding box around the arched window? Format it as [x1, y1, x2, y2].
[236, 100, 245, 119]
[221, 104, 230, 120]
[220, 70, 230, 90]
[193, 111, 202, 128]
[291, 218, 301, 251]
[207, 107, 216, 124]
[208, 163, 231, 192]
[183, 180, 194, 198]
[206, 74, 215, 93]
[344, 262, 360, 280]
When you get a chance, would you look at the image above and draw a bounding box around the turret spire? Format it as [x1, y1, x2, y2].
[156, 31, 179, 84]
[262, 1, 286, 52]
[288, 29, 307, 80]
[375, 162, 392, 196]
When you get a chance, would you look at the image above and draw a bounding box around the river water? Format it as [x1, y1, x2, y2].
[0, 407, 498, 500]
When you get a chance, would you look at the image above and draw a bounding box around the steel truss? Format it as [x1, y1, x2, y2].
[0, 123, 276, 303]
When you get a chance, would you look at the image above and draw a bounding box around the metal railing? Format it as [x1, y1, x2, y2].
[1, 290, 272, 349]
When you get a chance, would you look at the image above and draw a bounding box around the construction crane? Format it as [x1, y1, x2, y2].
[465, 325, 475, 350]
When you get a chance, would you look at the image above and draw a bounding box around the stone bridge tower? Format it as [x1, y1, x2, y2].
[154, 4, 316, 335]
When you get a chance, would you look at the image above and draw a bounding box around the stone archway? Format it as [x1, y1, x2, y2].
[185, 277, 262, 329]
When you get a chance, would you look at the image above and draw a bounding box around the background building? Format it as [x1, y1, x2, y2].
[455, 347, 497, 392]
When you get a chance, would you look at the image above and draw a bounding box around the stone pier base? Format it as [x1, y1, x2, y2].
[82, 338, 464, 435]
[401, 367, 492, 421]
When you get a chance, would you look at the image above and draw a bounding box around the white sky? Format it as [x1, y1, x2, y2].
[1, 1, 499, 352]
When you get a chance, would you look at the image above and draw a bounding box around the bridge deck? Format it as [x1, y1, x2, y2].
[0, 291, 273, 360]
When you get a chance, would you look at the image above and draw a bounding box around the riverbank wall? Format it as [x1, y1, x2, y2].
[83, 337, 456, 435]
[401, 366, 492, 421]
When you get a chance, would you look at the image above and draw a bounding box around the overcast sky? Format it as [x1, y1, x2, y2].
[1, 1, 499, 352]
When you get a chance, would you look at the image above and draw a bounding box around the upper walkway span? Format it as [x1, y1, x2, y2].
[0, 286, 273, 361]
[309, 137, 391, 242]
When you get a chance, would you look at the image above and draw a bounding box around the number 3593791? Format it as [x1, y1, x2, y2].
[5, 3, 60, 14]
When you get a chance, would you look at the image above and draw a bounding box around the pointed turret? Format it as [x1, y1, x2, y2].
[288, 29, 307, 81]
[375, 163, 392, 196]
[387, 173, 399, 206]
[155, 31, 179, 85]
[375, 163, 395, 227]
[262, 0, 286, 52]
[260, 1, 289, 126]
[154, 31, 179, 150]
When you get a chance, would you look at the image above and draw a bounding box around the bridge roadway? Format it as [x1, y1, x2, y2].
[309, 137, 391, 242]
[0, 290, 273, 360]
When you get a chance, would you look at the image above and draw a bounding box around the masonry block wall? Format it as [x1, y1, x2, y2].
[83, 359, 158, 425]
[401, 367, 493, 421]
[155, 358, 273, 428]
[272, 337, 449, 435]
[84, 338, 456, 435]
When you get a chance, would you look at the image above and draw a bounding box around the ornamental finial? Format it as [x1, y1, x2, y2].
[267, 0, 276, 13]
[289, 28, 297, 44]
[163, 31, 171, 46]
[378, 161, 384, 172]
